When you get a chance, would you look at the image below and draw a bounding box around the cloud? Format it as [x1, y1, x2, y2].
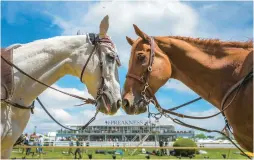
[39, 1, 198, 68]
[39, 1, 252, 68]
[164, 79, 196, 95]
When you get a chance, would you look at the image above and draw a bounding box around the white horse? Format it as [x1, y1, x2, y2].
[1, 15, 122, 158]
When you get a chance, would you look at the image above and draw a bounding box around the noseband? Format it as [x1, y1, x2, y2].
[126, 37, 155, 104]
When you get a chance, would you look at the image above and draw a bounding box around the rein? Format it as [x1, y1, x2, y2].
[1, 33, 116, 131]
[1, 55, 96, 105]
[126, 36, 252, 159]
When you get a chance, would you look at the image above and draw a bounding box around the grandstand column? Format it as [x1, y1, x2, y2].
[105, 135, 106, 141]
[88, 135, 90, 141]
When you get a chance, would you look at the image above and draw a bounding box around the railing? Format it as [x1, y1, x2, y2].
[41, 141, 237, 147]
[13, 145, 242, 150]
[57, 129, 195, 134]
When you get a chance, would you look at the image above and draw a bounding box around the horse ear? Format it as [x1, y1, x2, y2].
[133, 24, 149, 41]
[126, 36, 135, 46]
[99, 15, 109, 38]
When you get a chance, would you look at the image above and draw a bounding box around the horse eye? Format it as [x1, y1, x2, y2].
[107, 54, 115, 62]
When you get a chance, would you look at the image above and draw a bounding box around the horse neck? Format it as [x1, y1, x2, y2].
[11, 35, 89, 106]
[156, 37, 251, 109]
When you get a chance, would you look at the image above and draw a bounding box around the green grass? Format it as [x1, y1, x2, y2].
[11, 148, 248, 159]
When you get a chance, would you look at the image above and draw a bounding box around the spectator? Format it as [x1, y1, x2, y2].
[38, 135, 44, 155]
[24, 134, 31, 155]
[34, 137, 39, 154]
[159, 140, 164, 156]
[85, 141, 89, 154]
[165, 141, 169, 156]
[86, 141, 90, 147]
[68, 138, 74, 155]
[74, 139, 82, 159]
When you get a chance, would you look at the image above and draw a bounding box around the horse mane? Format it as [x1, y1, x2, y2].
[168, 36, 253, 49]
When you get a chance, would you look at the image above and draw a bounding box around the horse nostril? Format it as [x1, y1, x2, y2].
[117, 100, 122, 109]
[122, 99, 130, 108]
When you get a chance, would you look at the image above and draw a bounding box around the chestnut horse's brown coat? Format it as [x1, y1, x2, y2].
[122, 25, 253, 152]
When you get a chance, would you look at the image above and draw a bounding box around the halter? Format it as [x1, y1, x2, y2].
[79, 33, 120, 108]
[125, 36, 252, 159]
[126, 37, 155, 104]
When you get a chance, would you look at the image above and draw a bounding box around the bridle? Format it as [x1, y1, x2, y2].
[79, 33, 121, 108]
[126, 37, 155, 106]
[125, 36, 253, 159]
[1, 33, 121, 131]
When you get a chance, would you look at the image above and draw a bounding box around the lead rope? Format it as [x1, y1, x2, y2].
[36, 97, 98, 131]
[148, 73, 252, 159]
[147, 100, 251, 159]
[148, 76, 252, 159]
[1, 55, 96, 105]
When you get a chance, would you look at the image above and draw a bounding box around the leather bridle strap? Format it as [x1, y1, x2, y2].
[80, 45, 97, 83]
[126, 73, 154, 96]
[3, 100, 35, 114]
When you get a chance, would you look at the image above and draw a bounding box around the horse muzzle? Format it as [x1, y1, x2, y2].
[97, 89, 121, 115]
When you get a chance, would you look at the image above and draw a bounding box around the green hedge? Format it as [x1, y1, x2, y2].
[173, 138, 197, 156]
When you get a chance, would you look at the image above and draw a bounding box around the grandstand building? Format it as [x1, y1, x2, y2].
[56, 115, 194, 142]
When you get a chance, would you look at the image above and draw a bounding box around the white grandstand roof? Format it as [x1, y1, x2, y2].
[66, 115, 174, 127]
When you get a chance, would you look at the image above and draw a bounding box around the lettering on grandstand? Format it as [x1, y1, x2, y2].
[104, 120, 148, 125]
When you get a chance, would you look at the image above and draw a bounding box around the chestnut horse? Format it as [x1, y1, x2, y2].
[122, 24, 253, 152]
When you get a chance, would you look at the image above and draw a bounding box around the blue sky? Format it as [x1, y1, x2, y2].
[1, 1, 253, 134]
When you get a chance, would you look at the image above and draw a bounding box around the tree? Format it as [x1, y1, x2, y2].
[173, 138, 197, 156]
[194, 133, 207, 139]
[207, 135, 215, 139]
[216, 136, 227, 140]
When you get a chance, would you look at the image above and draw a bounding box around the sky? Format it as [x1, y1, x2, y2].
[1, 1, 253, 136]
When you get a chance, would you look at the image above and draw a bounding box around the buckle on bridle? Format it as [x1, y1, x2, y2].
[148, 66, 152, 72]
[141, 91, 146, 96]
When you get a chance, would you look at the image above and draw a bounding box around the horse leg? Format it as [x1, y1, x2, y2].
[1, 147, 13, 159]
[1, 104, 30, 159]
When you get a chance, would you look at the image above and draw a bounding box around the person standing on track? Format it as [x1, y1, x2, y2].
[38, 135, 44, 155]
[74, 138, 82, 159]
[68, 137, 74, 155]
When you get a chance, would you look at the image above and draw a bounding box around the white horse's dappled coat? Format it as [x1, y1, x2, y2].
[1, 33, 122, 158]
